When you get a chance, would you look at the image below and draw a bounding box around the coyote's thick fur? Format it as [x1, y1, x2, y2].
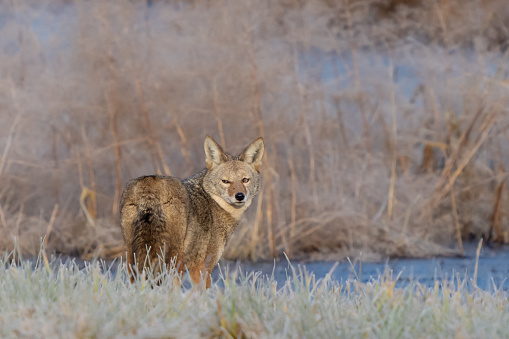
[120, 135, 264, 287]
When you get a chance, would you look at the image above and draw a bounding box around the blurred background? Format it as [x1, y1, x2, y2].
[0, 0, 508, 262]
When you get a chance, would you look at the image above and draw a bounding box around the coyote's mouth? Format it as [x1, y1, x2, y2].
[232, 201, 245, 207]
[226, 197, 246, 208]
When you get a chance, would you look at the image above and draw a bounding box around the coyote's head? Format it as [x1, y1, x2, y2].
[202, 135, 264, 219]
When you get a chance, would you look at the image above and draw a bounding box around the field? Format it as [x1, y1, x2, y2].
[2, 1, 509, 337]
[0, 246, 508, 338]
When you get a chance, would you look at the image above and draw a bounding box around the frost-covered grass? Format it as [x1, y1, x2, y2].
[0, 250, 508, 338]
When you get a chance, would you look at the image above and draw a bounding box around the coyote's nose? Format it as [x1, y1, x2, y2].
[235, 193, 245, 202]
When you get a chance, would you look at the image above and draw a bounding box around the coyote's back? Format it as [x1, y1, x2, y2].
[120, 135, 264, 287]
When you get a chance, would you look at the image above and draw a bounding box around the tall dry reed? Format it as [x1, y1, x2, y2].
[0, 0, 508, 261]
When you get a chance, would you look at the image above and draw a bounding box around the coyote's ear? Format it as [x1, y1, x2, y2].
[240, 137, 264, 171]
[204, 135, 227, 170]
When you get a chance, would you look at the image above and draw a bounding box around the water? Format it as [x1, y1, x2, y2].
[222, 242, 509, 291]
[34, 242, 509, 291]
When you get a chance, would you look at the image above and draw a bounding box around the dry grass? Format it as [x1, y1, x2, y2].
[0, 0, 508, 261]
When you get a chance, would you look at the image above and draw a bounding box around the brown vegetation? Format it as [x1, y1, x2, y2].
[0, 0, 508, 261]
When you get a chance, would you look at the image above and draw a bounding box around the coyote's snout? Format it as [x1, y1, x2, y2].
[120, 135, 264, 287]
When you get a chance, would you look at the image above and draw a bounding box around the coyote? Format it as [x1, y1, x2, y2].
[120, 135, 264, 287]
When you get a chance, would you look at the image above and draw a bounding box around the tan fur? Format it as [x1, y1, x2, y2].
[120, 135, 264, 288]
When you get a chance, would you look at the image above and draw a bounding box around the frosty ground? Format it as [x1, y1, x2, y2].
[1, 242, 509, 338]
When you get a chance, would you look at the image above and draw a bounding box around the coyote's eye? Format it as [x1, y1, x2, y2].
[242, 178, 250, 183]
[222, 179, 230, 184]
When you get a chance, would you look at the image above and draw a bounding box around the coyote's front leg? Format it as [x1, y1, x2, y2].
[203, 239, 226, 289]
[187, 239, 225, 289]
[189, 261, 209, 288]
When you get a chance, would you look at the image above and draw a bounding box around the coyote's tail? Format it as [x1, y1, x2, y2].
[131, 193, 166, 271]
